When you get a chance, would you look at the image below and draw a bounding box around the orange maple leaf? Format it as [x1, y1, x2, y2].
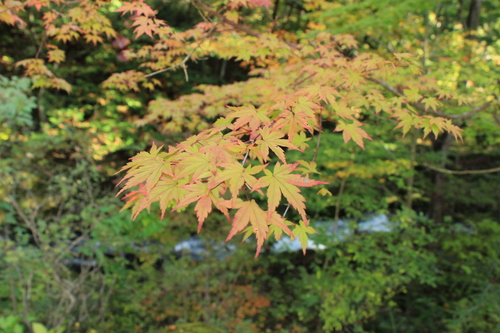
[215, 163, 265, 205]
[253, 162, 325, 221]
[225, 199, 269, 257]
[116, 1, 157, 17]
[173, 180, 227, 232]
[226, 105, 271, 139]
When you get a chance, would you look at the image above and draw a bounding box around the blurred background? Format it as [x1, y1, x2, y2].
[1, 0, 500, 332]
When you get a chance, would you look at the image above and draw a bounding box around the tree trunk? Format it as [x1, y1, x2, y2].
[466, 0, 481, 31]
[431, 133, 455, 224]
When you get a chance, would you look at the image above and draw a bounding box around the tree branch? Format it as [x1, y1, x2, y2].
[423, 163, 500, 174]
[368, 76, 493, 120]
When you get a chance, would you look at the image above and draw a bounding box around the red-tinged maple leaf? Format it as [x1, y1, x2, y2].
[273, 109, 313, 141]
[334, 120, 373, 150]
[116, 1, 157, 17]
[148, 176, 189, 218]
[247, 0, 274, 9]
[253, 126, 297, 163]
[304, 84, 338, 104]
[275, 97, 318, 138]
[120, 183, 150, 220]
[215, 163, 266, 204]
[196, 136, 241, 164]
[226, 105, 271, 138]
[116, 143, 173, 195]
[442, 120, 464, 141]
[25, 0, 49, 12]
[225, 199, 269, 257]
[173, 180, 225, 232]
[253, 162, 310, 221]
[131, 16, 165, 38]
[292, 220, 317, 255]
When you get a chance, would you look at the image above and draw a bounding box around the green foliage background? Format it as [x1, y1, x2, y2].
[1, 0, 500, 332]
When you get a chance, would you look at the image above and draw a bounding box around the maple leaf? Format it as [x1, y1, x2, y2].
[291, 131, 311, 151]
[116, 143, 172, 195]
[292, 220, 318, 255]
[47, 49, 65, 64]
[215, 163, 265, 205]
[422, 97, 442, 111]
[225, 199, 269, 257]
[420, 116, 453, 139]
[403, 87, 422, 103]
[304, 84, 338, 104]
[253, 126, 297, 163]
[268, 211, 293, 240]
[296, 160, 319, 175]
[131, 16, 165, 39]
[116, 1, 157, 17]
[247, 0, 274, 9]
[226, 105, 271, 138]
[253, 162, 325, 221]
[334, 120, 373, 150]
[173, 180, 225, 232]
[175, 150, 217, 181]
[25, 0, 50, 12]
[330, 99, 357, 120]
[148, 176, 189, 218]
[120, 183, 150, 219]
[393, 113, 417, 137]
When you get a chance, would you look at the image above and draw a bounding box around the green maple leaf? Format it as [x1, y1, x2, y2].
[117, 143, 172, 195]
[149, 176, 189, 218]
[253, 162, 325, 221]
[254, 127, 296, 163]
[292, 220, 317, 255]
[403, 87, 422, 103]
[215, 163, 265, 204]
[394, 113, 417, 136]
[422, 97, 442, 111]
[268, 212, 293, 241]
[334, 120, 373, 149]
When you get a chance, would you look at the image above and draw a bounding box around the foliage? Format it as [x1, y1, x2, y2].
[0, 75, 36, 130]
[1, 0, 500, 332]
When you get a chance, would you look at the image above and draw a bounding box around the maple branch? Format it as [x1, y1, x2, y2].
[191, 0, 297, 48]
[282, 204, 290, 218]
[312, 109, 322, 163]
[333, 177, 346, 233]
[368, 76, 493, 120]
[192, 0, 262, 39]
[423, 163, 500, 175]
[144, 22, 219, 79]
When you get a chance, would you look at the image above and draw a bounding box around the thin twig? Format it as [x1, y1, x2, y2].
[423, 163, 500, 174]
[333, 177, 347, 233]
[312, 109, 322, 163]
[368, 76, 493, 120]
[144, 22, 219, 79]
